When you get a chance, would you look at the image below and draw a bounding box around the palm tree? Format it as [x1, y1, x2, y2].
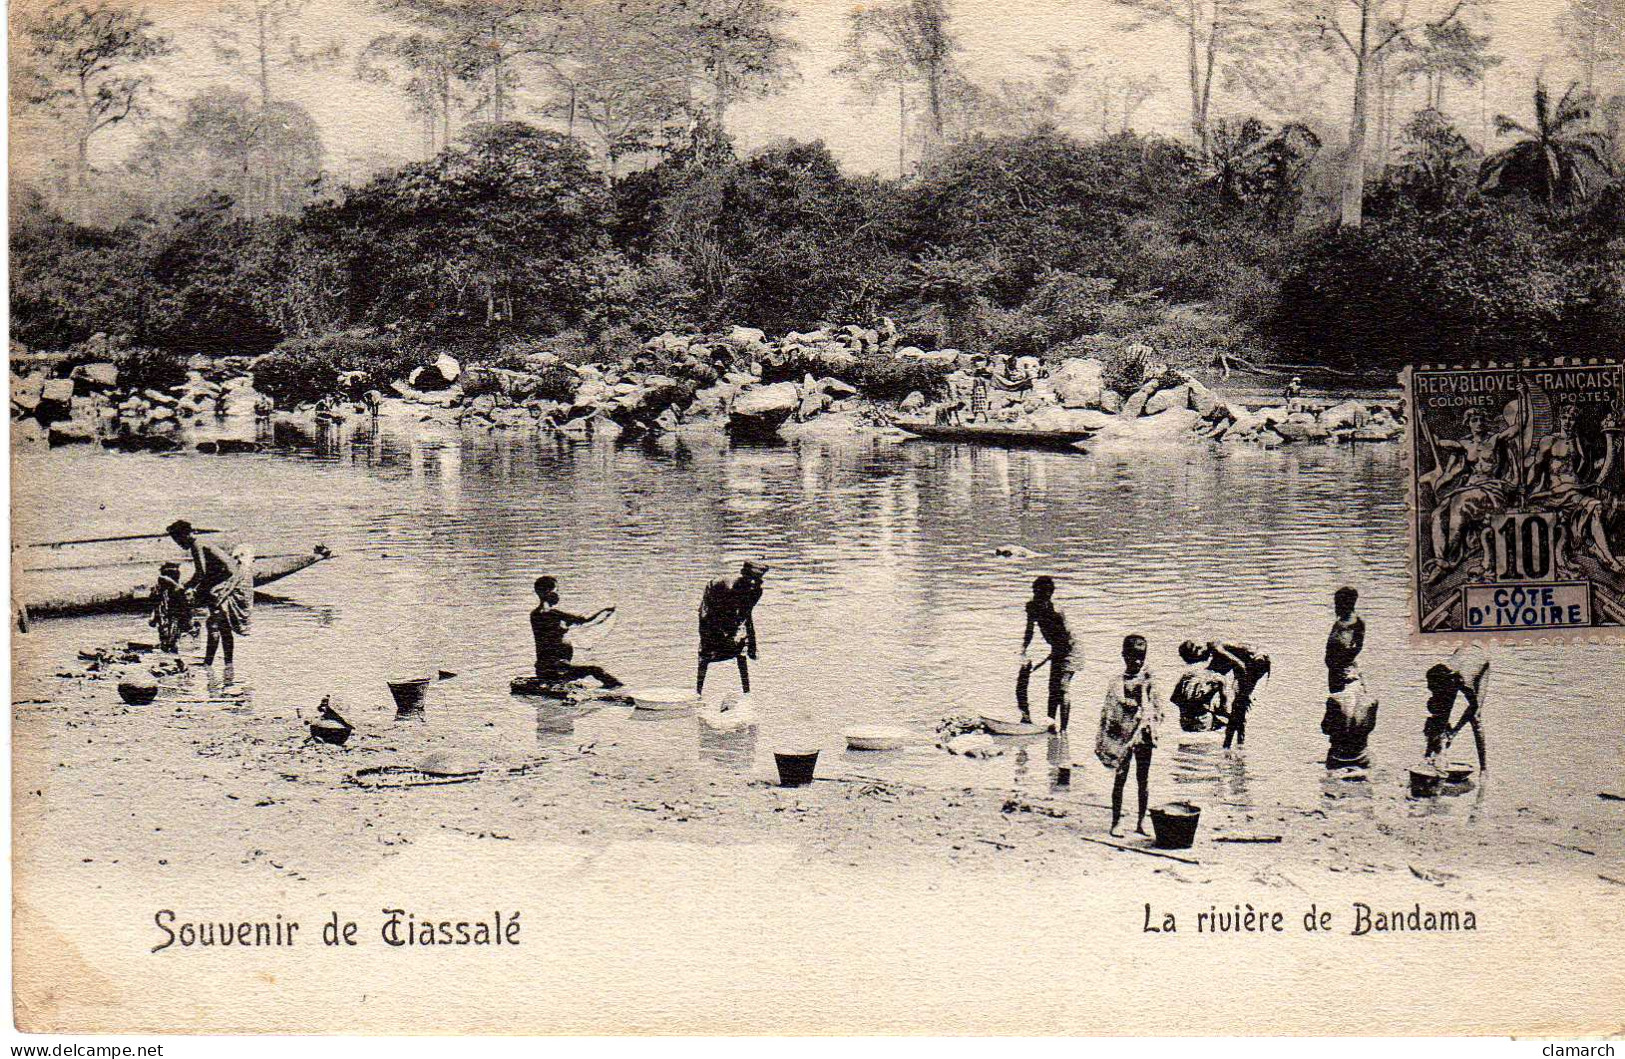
[1479, 79, 1614, 208]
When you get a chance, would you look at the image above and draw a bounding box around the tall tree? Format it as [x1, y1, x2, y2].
[16, 0, 173, 196]
[539, 0, 693, 174]
[1113, 0, 1275, 158]
[659, 0, 800, 136]
[1287, 0, 1483, 226]
[357, 30, 469, 157]
[1399, 19, 1500, 109]
[834, 0, 959, 174]
[1558, 0, 1624, 94]
[209, 0, 343, 109]
[1479, 79, 1613, 208]
[371, 0, 561, 126]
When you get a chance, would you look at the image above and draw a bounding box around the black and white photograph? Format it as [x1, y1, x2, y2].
[5, 0, 1624, 1036]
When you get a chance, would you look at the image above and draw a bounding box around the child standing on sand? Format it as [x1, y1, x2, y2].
[149, 561, 196, 653]
[1097, 635, 1163, 837]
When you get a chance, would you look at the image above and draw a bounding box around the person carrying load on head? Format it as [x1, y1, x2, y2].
[166, 519, 250, 668]
[1096, 635, 1163, 837]
[149, 560, 197, 653]
[696, 562, 768, 695]
[530, 576, 621, 688]
[1423, 645, 1490, 775]
[1179, 639, 1271, 750]
[1017, 576, 1078, 732]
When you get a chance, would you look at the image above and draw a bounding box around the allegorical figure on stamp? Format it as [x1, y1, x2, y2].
[1523, 402, 1624, 573]
[1420, 402, 1523, 584]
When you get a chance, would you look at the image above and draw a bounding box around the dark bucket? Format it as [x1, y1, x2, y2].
[1409, 767, 1444, 797]
[388, 677, 432, 719]
[117, 679, 159, 706]
[1148, 801, 1202, 849]
[774, 751, 820, 788]
[309, 720, 351, 746]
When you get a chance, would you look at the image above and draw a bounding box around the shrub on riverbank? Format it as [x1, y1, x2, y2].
[254, 331, 415, 405]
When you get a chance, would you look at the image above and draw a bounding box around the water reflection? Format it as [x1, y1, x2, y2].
[11, 416, 1623, 834]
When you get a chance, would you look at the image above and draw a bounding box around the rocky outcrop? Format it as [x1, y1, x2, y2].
[727, 382, 800, 440]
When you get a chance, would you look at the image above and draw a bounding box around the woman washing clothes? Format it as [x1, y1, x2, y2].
[166, 520, 250, 669]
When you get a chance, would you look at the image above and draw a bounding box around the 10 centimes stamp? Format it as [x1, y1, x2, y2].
[1405, 358, 1625, 642]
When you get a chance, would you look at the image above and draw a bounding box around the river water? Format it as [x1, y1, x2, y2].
[12, 411, 1623, 832]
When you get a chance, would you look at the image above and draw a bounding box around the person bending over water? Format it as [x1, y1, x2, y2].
[1180, 639, 1270, 750]
[696, 562, 767, 695]
[1097, 635, 1163, 837]
[1017, 576, 1078, 732]
[166, 520, 249, 668]
[530, 576, 621, 688]
[1423, 645, 1489, 774]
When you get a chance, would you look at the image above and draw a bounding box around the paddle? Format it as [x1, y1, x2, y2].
[26, 528, 222, 549]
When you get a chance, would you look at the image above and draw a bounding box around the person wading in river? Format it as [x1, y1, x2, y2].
[530, 576, 621, 688]
[1325, 586, 1365, 694]
[1321, 586, 1377, 769]
[1018, 576, 1078, 732]
[1097, 634, 1163, 837]
[166, 520, 249, 669]
[1179, 639, 1271, 750]
[696, 562, 767, 695]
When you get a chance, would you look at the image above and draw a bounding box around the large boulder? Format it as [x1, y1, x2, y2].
[1274, 412, 1329, 442]
[899, 391, 927, 413]
[409, 353, 462, 391]
[1050, 358, 1107, 409]
[1143, 383, 1193, 416]
[727, 382, 800, 440]
[11, 372, 45, 415]
[1320, 400, 1370, 432]
[47, 420, 97, 446]
[726, 325, 766, 349]
[70, 362, 119, 392]
[1022, 407, 1115, 433]
[797, 392, 831, 421]
[1120, 379, 1160, 419]
[37, 378, 76, 423]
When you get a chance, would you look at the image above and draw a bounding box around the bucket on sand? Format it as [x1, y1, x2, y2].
[388, 677, 432, 719]
[117, 678, 159, 706]
[1409, 765, 1445, 797]
[1148, 801, 1202, 849]
[774, 750, 819, 788]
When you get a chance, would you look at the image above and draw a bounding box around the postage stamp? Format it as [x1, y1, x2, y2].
[1406, 358, 1625, 642]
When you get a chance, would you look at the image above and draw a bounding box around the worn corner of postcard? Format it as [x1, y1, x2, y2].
[1405, 355, 1625, 646]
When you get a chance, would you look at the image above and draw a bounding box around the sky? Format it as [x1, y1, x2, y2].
[5, 0, 1597, 190]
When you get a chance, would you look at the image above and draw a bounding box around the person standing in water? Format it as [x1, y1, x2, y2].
[1325, 586, 1365, 694]
[530, 576, 621, 687]
[696, 562, 768, 695]
[166, 520, 249, 668]
[1097, 634, 1163, 837]
[1423, 645, 1490, 774]
[1322, 587, 1377, 770]
[1179, 639, 1270, 750]
[1018, 576, 1078, 732]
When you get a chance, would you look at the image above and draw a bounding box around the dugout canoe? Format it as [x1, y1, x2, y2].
[15, 545, 332, 622]
[891, 419, 1094, 451]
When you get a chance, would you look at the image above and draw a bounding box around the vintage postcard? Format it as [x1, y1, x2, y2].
[8, 0, 1625, 1039]
[1407, 359, 1625, 642]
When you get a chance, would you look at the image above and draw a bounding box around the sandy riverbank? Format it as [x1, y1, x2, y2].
[13, 652, 1624, 1034]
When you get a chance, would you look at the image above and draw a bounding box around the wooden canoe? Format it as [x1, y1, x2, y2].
[892, 419, 1093, 451]
[981, 715, 1051, 736]
[16, 545, 332, 622]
